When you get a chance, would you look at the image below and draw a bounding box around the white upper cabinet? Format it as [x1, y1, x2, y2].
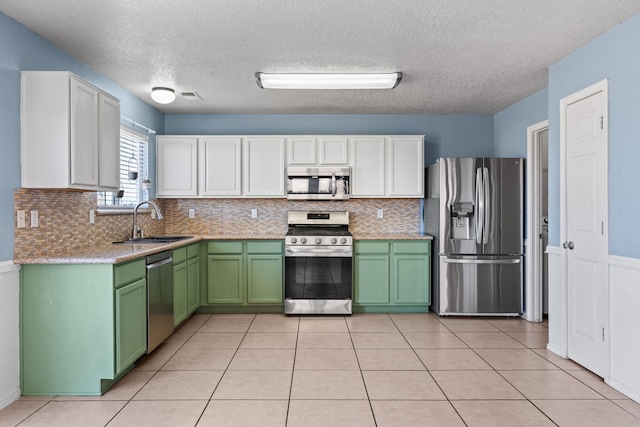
[98, 94, 121, 189]
[318, 137, 349, 165]
[156, 136, 198, 197]
[387, 136, 424, 197]
[287, 137, 316, 165]
[155, 134, 422, 199]
[287, 136, 349, 166]
[351, 136, 386, 197]
[243, 137, 286, 197]
[200, 137, 242, 196]
[21, 71, 120, 191]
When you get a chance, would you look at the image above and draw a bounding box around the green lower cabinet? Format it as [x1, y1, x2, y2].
[354, 240, 431, 313]
[207, 255, 244, 303]
[174, 244, 202, 326]
[393, 254, 430, 304]
[354, 255, 390, 304]
[21, 259, 146, 395]
[202, 240, 283, 313]
[187, 255, 200, 313]
[173, 259, 188, 326]
[247, 255, 283, 303]
[115, 278, 147, 375]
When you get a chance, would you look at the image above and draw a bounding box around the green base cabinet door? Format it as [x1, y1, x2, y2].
[354, 255, 390, 304]
[207, 255, 243, 303]
[247, 255, 283, 303]
[173, 260, 188, 326]
[115, 278, 147, 375]
[187, 255, 200, 314]
[392, 254, 430, 304]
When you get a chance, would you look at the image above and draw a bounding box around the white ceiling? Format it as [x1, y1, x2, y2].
[2, 0, 640, 115]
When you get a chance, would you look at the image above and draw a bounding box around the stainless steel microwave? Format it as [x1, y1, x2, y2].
[287, 166, 350, 200]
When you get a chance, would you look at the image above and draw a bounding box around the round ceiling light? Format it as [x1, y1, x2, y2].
[150, 87, 176, 104]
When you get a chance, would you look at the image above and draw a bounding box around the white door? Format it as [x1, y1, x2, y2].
[98, 93, 121, 190]
[70, 78, 99, 187]
[564, 87, 608, 377]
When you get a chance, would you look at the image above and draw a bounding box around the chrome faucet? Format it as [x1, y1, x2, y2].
[132, 200, 163, 239]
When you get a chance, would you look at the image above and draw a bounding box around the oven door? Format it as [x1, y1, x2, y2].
[284, 247, 353, 300]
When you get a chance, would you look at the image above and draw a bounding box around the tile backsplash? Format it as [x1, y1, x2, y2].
[14, 189, 163, 258]
[162, 198, 420, 236]
[14, 189, 420, 258]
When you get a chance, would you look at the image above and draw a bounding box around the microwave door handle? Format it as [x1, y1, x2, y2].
[331, 173, 336, 197]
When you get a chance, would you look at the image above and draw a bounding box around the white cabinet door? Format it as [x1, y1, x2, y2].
[351, 136, 385, 197]
[388, 136, 424, 197]
[243, 137, 285, 197]
[70, 78, 99, 187]
[98, 93, 121, 190]
[200, 137, 242, 196]
[318, 137, 349, 165]
[157, 136, 198, 197]
[287, 137, 316, 165]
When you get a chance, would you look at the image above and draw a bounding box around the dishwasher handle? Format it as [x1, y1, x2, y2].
[146, 257, 173, 269]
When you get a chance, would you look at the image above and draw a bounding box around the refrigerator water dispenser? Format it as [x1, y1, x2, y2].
[450, 202, 475, 239]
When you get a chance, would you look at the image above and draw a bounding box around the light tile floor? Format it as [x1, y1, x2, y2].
[2, 313, 640, 426]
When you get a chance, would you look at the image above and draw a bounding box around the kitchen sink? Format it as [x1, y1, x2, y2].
[113, 236, 193, 244]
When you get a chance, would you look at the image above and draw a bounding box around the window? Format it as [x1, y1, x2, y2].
[97, 124, 150, 208]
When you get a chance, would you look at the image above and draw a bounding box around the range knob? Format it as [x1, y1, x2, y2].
[315, 238, 322, 244]
[290, 237, 297, 244]
[340, 238, 348, 244]
[330, 238, 337, 244]
[301, 237, 307, 244]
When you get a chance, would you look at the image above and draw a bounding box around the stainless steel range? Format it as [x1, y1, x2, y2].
[284, 211, 353, 315]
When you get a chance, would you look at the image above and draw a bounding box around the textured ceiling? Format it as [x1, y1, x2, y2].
[2, 0, 640, 114]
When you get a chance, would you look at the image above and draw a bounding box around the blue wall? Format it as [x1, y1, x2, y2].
[0, 12, 164, 261]
[548, 13, 640, 257]
[494, 88, 548, 157]
[166, 114, 495, 167]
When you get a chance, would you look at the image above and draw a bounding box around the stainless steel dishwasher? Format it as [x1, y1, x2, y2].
[146, 250, 174, 353]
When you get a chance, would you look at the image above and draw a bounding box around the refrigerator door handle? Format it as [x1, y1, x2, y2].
[443, 258, 521, 265]
[475, 167, 484, 244]
[483, 167, 490, 245]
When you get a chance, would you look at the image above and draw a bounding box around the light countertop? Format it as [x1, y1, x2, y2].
[15, 232, 432, 265]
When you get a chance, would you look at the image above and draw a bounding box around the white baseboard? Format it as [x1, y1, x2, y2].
[608, 255, 640, 403]
[0, 389, 21, 411]
[0, 261, 21, 410]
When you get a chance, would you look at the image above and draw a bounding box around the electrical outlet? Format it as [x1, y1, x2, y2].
[188, 209, 195, 219]
[31, 210, 39, 227]
[89, 210, 95, 224]
[17, 210, 26, 228]
[377, 209, 384, 219]
[251, 208, 258, 218]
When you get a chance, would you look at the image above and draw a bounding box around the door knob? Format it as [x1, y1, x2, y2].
[563, 241, 575, 250]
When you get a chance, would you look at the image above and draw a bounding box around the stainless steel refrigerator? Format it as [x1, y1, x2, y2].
[424, 158, 524, 315]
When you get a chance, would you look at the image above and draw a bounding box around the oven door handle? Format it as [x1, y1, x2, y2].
[285, 246, 353, 257]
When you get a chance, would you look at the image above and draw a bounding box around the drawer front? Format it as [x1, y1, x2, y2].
[114, 258, 146, 288]
[208, 241, 243, 254]
[355, 241, 390, 254]
[173, 247, 187, 263]
[187, 243, 200, 259]
[393, 241, 431, 254]
[246, 241, 282, 254]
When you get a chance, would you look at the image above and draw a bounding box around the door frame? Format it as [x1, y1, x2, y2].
[524, 120, 548, 322]
[559, 79, 610, 379]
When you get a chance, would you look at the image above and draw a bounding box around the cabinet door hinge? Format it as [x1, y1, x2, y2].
[601, 222, 604, 235]
[602, 327, 605, 341]
[600, 115, 604, 130]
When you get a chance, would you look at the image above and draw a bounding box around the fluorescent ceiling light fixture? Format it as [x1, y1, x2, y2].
[255, 72, 402, 89]
[150, 87, 176, 104]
